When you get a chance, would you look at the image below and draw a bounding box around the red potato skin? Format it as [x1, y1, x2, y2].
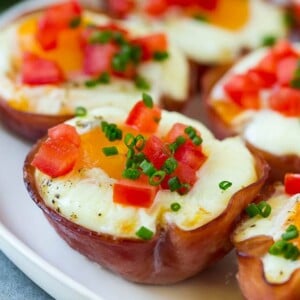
[234, 236, 300, 300]
[23, 138, 269, 284]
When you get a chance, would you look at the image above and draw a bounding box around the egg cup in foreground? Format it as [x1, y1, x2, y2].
[0, 0, 190, 141]
[24, 95, 268, 284]
[206, 40, 300, 181]
[233, 175, 300, 300]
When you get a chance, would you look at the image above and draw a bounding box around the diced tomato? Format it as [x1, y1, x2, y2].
[113, 179, 158, 208]
[48, 124, 80, 147]
[21, 52, 64, 85]
[31, 138, 80, 178]
[223, 73, 262, 108]
[83, 43, 118, 76]
[272, 40, 298, 60]
[167, 0, 218, 10]
[133, 33, 168, 61]
[257, 52, 277, 75]
[269, 87, 300, 117]
[284, 173, 300, 195]
[164, 123, 189, 143]
[107, 0, 135, 18]
[126, 101, 161, 133]
[143, 135, 170, 169]
[248, 68, 276, 88]
[143, 0, 168, 16]
[276, 56, 299, 86]
[36, 0, 82, 50]
[174, 141, 206, 171]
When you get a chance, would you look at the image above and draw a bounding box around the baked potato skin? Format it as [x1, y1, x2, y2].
[23, 137, 269, 284]
[0, 97, 72, 141]
[235, 237, 300, 300]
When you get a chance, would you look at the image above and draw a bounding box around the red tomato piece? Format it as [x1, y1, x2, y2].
[31, 138, 80, 178]
[113, 179, 158, 208]
[257, 52, 278, 75]
[107, 0, 135, 18]
[174, 141, 206, 171]
[143, 135, 170, 169]
[21, 52, 64, 85]
[126, 101, 161, 133]
[284, 173, 300, 195]
[276, 56, 299, 86]
[269, 87, 300, 117]
[248, 68, 276, 88]
[133, 33, 168, 61]
[48, 124, 81, 147]
[83, 43, 118, 76]
[164, 123, 189, 143]
[272, 40, 298, 60]
[36, 0, 82, 50]
[166, 0, 218, 10]
[143, 0, 168, 16]
[223, 73, 262, 108]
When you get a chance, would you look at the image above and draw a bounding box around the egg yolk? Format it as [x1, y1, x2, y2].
[188, 0, 249, 31]
[77, 126, 142, 180]
[285, 202, 300, 248]
[18, 17, 83, 75]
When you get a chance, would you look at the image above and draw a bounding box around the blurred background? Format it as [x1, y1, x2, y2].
[0, 1, 23, 12]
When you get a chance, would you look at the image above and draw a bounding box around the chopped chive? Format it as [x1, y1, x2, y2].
[169, 136, 186, 153]
[261, 35, 277, 47]
[283, 11, 295, 28]
[135, 75, 150, 90]
[192, 136, 203, 146]
[112, 52, 128, 72]
[287, 225, 298, 232]
[269, 240, 288, 255]
[257, 201, 272, 218]
[282, 230, 299, 241]
[168, 176, 181, 192]
[98, 72, 110, 84]
[89, 30, 112, 44]
[140, 160, 156, 177]
[134, 134, 146, 151]
[122, 167, 141, 180]
[153, 51, 169, 61]
[179, 183, 191, 195]
[149, 170, 166, 186]
[102, 146, 118, 156]
[136, 226, 154, 240]
[85, 78, 99, 87]
[219, 180, 232, 191]
[193, 14, 208, 22]
[184, 126, 196, 138]
[69, 16, 81, 28]
[142, 93, 153, 108]
[163, 157, 178, 174]
[124, 133, 135, 148]
[75, 106, 87, 117]
[101, 121, 122, 141]
[245, 203, 260, 218]
[170, 202, 181, 212]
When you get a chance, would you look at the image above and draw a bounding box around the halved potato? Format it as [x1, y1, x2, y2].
[233, 184, 300, 299]
[23, 105, 269, 284]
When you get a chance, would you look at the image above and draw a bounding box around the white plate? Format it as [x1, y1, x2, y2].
[0, 1, 243, 299]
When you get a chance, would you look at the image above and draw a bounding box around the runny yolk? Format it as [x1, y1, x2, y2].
[211, 100, 243, 124]
[77, 126, 142, 180]
[18, 17, 83, 75]
[284, 202, 300, 248]
[188, 0, 249, 31]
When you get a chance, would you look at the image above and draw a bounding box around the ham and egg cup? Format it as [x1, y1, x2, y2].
[106, 0, 287, 65]
[233, 174, 300, 300]
[0, 0, 189, 141]
[207, 40, 300, 181]
[23, 94, 268, 284]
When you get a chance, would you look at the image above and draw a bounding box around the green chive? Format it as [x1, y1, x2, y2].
[122, 167, 141, 180]
[287, 225, 298, 232]
[257, 201, 272, 218]
[142, 93, 153, 108]
[85, 78, 99, 87]
[193, 14, 208, 22]
[184, 126, 196, 139]
[102, 146, 118, 156]
[192, 136, 203, 146]
[134, 134, 146, 151]
[282, 230, 299, 241]
[136, 226, 153, 240]
[149, 170, 166, 186]
[291, 78, 300, 89]
[179, 183, 191, 195]
[69, 16, 81, 28]
[170, 202, 181, 212]
[169, 136, 186, 153]
[124, 133, 135, 148]
[101, 121, 122, 141]
[163, 157, 178, 174]
[140, 160, 156, 177]
[269, 240, 288, 255]
[135, 75, 150, 90]
[98, 72, 110, 84]
[283, 11, 295, 28]
[75, 106, 87, 117]
[245, 203, 260, 218]
[89, 30, 112, 44]
[168, 176, 181, 192]
[112, 53, 127, 72]
[153, 51, 169, 61]
[261, 35, 277, 47]
[219, 180, 232, 191]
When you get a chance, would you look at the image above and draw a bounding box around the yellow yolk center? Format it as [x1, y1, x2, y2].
[77, 126, 142, 180]
[18, 17, 83, 75]
[285, 202, 300, 248]
[188, 0, 249, 31]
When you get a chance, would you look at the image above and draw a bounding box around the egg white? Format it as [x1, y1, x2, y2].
[210, 45, 300, 156]
[0, 11, 189, 115]
[125, 0, 286, 64]
[35, 107, 257, 238]
[234, 185, 300, 284]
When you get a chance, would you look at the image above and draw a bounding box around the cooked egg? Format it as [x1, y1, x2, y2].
[210, 46, 300, 156]
[34, 107, 257, 238]
[126, 0, 286, 64]
[234, 185, 300, 284]
[0, 11, 189, 115]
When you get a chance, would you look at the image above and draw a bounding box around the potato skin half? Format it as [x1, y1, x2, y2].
[23, 138, 269, 284]
[0, 97, 72, 141]
[234, 236, 300, 300]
